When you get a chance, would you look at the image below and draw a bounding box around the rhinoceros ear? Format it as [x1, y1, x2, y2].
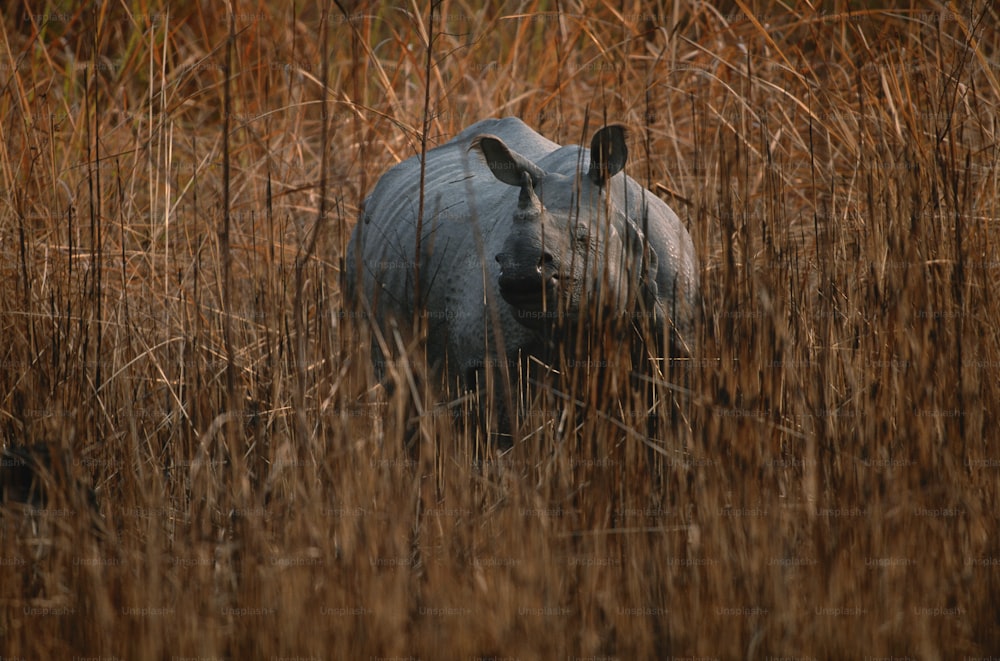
[470, 135, 546, 187]
[588, 125, 628, 187]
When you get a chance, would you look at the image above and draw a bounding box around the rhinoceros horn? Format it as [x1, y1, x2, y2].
[514, 171, 542, 222]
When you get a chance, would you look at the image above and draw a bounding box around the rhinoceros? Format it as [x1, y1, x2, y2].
[345, 117, 697, 425]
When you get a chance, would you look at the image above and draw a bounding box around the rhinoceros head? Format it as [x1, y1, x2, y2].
[471, 125, 658, 331]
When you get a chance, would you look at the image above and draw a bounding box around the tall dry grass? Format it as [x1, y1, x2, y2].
[1, 0, 998, 658]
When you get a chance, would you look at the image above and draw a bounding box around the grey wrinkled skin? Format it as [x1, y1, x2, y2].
[345, 117, 698, 397]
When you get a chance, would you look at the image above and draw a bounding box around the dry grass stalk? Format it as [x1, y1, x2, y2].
[0, 1, 998, 657]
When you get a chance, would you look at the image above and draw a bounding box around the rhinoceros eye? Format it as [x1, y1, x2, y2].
[575, 228, 591, 245]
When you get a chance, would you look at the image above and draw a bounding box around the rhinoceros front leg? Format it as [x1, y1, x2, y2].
[459, 360, 514, 450]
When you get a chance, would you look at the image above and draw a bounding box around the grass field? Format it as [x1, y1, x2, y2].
[1, 1, 999, 658]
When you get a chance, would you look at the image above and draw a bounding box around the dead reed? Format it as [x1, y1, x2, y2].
[1, 1, 998, 657]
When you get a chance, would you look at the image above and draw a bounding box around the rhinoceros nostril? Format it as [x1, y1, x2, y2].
[538, 252, 559, 280]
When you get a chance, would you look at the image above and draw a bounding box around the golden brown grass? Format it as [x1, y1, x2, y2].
[1, 0, 998, 658]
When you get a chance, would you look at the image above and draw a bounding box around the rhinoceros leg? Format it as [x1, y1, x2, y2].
[460, 342, 554, 453]
[460, 361, 514, 451]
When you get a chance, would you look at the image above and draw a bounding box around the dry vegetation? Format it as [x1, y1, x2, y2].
[1, 0, 999, 658]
